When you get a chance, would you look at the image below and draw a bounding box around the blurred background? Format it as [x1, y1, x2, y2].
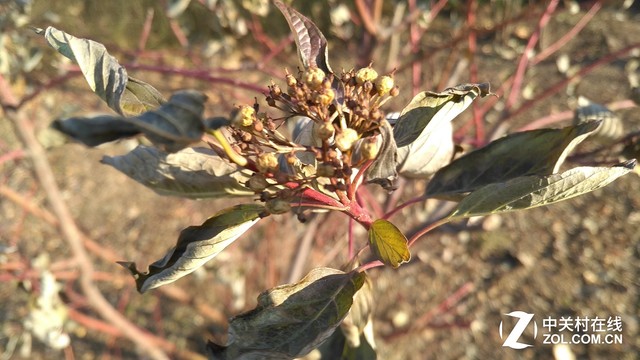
[1, 0, 639, 359]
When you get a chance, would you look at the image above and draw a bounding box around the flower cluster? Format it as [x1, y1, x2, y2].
[224, 65, 399, 211]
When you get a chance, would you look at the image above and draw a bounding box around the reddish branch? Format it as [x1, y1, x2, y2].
[0, 74, 197, 359]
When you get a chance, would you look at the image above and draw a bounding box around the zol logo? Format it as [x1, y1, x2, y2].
[499, 311, 538, 349]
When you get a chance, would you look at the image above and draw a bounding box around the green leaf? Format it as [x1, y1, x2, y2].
[124, 90, 206, 152]
[364, 120, 398, 190]
[54, 90, 206, 151]
[395, 83, 491, 178]
[448, 160, 635, 219]
[208, 267, 366, 359]
[316, 327, 377, 360]
[119, 204, 267, 293]
[426, 121, 601, 199]
[101, 146, 254, 198]
[274, 0, 332, 74]
[38, 26, 165, 116]
[368, 219, 410, 268]
[51, 115, 140, 147]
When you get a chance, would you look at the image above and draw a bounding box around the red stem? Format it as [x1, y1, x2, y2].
[504, 0, 559, 113]
[466, 0, 483, 143]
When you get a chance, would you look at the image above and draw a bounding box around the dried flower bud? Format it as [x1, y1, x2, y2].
[303, 67, 326, 89]
[335, 128, 359, 152]
[362, 138, 380, 160]
[247, 174, 270, 192]
[266, 96, 276, 107]
[265, 198, 291, 214]
[286, 153, 298, 165]
[355, 67, 378, 85]
[253, 121, 264, 133]
[314, 88, 335, 106]
[233, 105, 255, 127]
[316, 163, 336, 177]
[271, 84, 282, 96]
[240, 131, 252, 142]
[390, 86, 400, 97]
[256, 153, 279, 173]
[315, 122, 335, 140]
[376, 75, 395, 96]
[286, 73, 297, 88]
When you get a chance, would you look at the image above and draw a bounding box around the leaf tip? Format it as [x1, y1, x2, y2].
[618, 159, 637, 170]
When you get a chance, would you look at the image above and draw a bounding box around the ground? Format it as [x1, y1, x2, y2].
[1, 1, 639, 359]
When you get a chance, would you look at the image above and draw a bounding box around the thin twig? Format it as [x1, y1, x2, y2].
[531, 1, 603, 66]
[504, 0, 559, 113]
[286, 215, 321, 283]
[2, 79, 171, 359]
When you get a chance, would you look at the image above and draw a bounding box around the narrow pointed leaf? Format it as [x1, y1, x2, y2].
[364, 120, 398, 190]
[38, 26, 165, 116]
[395, 83, 491, 178]
[120, 204, 267, 293]
[448, 160, 635, 219]
[101, 146, 254, 198]
[426, 121, 601, 199]
[51, 115, 140, 147]
[208, 267, 366, 359]
[368, 219, 410, 268]
[54, 90, 206, 151]
[120, 77, 166, 116]
[274, 0, 332, 73]
[124, 90, 206, 152]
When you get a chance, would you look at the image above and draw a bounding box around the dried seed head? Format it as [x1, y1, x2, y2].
[314, 88, 335, 106]
[265, 198, 291, 214]
[253, 120, 264, 133]
[303, 67, 326, 89]
[335, 128, 359, 151]
[256, 153, 279, 173]
[233, 105, 255, 127]
[271, 84, 282, 96]
[286, 153, 298, 165]
[247, 174, 270, 192]
[315, 122, 335, 140]
[355, 67, 378, 85]
[376, 75, 395, 96]
[240, 131, 252, 142]
[361, 138, 380, 160]
[286, 73, 297, 88]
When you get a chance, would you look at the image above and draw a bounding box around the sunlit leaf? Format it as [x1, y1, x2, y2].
[54, 90, 206, 151]
[574, 96, 623, 145]
[101, 146, 254, 198]
[448, 160, 635, 219]
[368, 219, 410, 268]
[119, 204, 267, 293]
[120, 77, 166, 116]
[274, 0, 332, 74]
[51, 114, 140, 147]
[38, 26, 166, 116]
[208, 267, 366, 359]
[426, 121, 601, 199]
[395, 83, 491, 178]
